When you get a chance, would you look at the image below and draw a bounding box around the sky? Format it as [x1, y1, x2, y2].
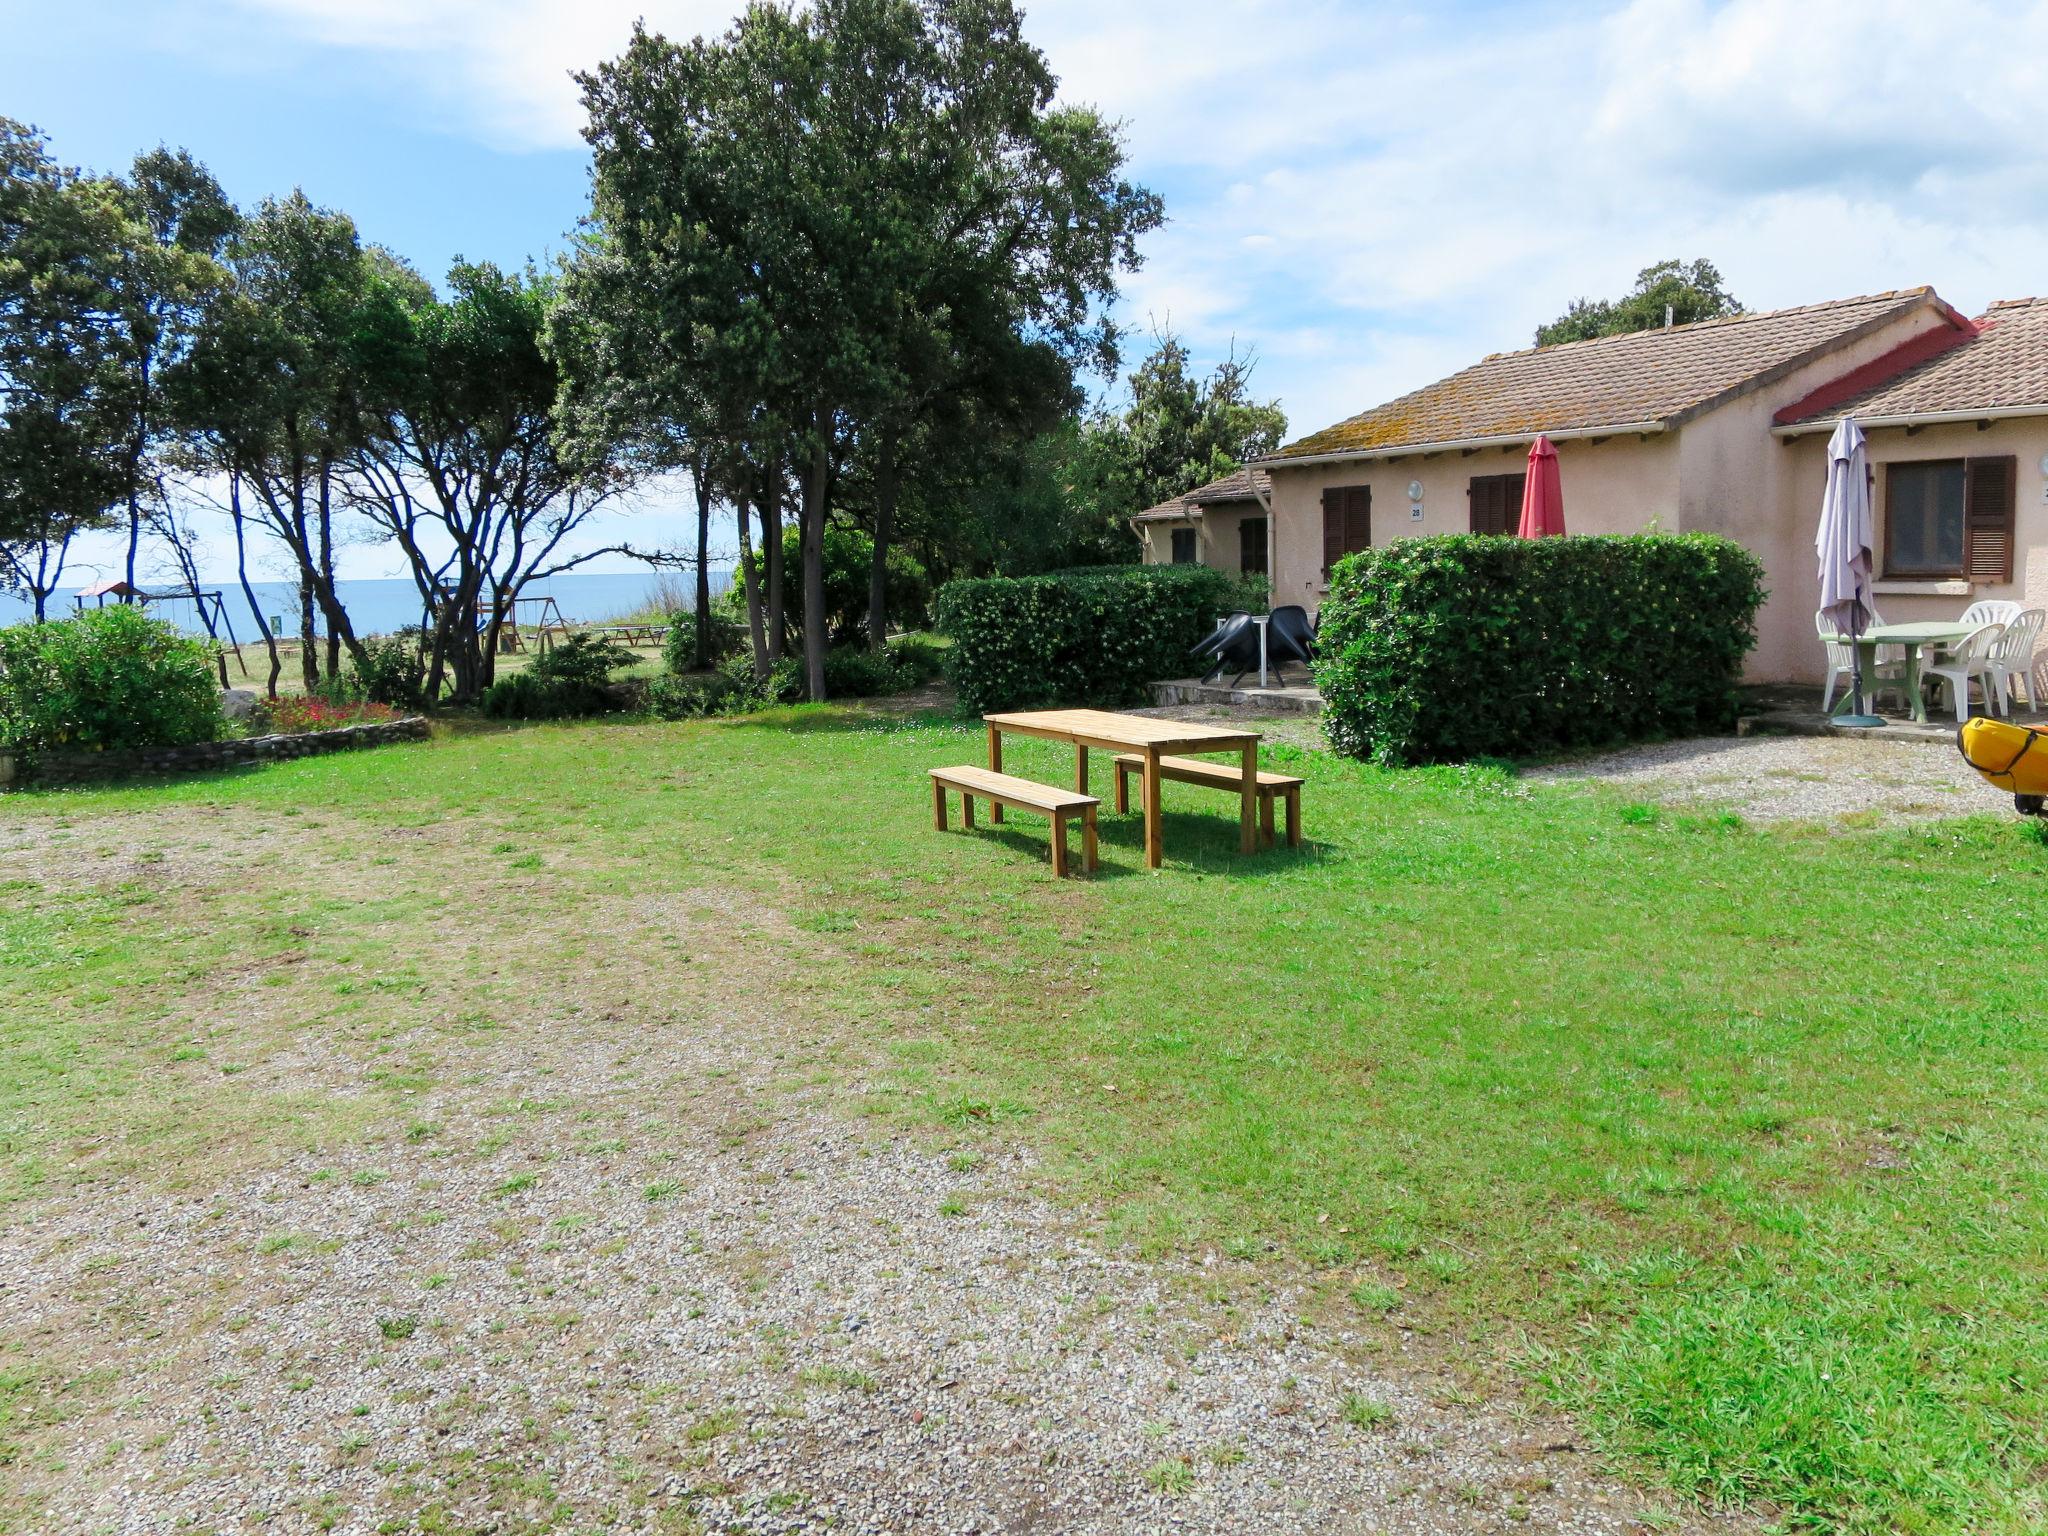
[9, 0, 2048, 586]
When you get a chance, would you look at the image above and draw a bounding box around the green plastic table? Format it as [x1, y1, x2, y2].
[1822, 621, 1973, 723]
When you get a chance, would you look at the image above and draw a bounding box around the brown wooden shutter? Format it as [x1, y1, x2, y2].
[1323, 486, 1372, 575]
[1964, 455, 2017, 584]
[1468, 474, 1527, 535]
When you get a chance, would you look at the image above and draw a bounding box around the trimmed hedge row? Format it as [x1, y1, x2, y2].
[934, 564, 1250, 715]
[1316, 533, 1766, 765]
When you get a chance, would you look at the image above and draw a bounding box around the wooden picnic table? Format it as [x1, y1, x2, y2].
[981, 708, 1263, 869]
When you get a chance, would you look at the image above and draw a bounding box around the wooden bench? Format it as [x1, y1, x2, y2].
[930, 765, 1099, 877]
[1112, 753, 1302, 849]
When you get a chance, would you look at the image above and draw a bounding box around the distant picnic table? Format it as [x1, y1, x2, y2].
[574, 622, 670, 647]
[981, 708, 1264, 869]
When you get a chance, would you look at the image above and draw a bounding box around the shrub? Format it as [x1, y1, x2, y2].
[346, 631, 427, 709]
[1315, 533, 1766, 766]
[759, 524, 930, 646]
[0, 606, 224, 755]
[661, 605, 748, 675]
[645, 671, 753, 720]
[887, 633, 946, 687]
[933, 564, 1249, 715]
[679, 640, 922, 713]
[479, 633, 639, 720]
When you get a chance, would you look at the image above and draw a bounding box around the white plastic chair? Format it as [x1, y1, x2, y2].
[1933, 601, 2026, 668]
[1926, 622, 2007, 722]
[1984, 608, 2045, 713]
[1816, 608, 1905, 712]
[1960, 600, 2024, 627]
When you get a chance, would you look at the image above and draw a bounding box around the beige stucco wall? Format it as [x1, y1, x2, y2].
[1136, 499, 1266, 575]
[1265, 433, 1683, 613]
[1777, 416, 2048, 673]
[1263, 298, 1994, 685]
[1677, 305, 1959, 680]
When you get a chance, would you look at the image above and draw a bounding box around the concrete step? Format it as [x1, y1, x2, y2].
[1149, 678, 1323, 715]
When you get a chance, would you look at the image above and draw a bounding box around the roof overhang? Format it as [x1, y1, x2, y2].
[1254, 419, 1667, 471]
[1773, 402, 2048, 439]
[1131, 504, 1202, 524]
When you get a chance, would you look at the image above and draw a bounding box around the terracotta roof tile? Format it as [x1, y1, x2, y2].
[1270, 289, 1940, 461]
[1133, 464, 1270, 522]
[1781, 298, 2048, 425]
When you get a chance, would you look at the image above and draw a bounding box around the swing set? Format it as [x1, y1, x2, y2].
[75, 579, 248, 681]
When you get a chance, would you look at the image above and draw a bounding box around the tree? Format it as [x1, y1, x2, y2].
[345, 259, 642, 704]
[571, 0, 1160, 698]
[170, 192, 379, 690]
[1031, 330, 1285, 562]
[0, 120, 132, 617]
[1535, 258, 1742, 347]
[106, 147, 236, 589]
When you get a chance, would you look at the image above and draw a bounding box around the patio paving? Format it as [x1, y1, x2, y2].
[1740, 683, 2048, 745]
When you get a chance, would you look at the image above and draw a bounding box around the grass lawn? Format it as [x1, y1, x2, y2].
[5, 706, 2048, 1533]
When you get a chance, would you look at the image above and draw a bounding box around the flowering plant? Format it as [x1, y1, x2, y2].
[263, 695, 402, 735]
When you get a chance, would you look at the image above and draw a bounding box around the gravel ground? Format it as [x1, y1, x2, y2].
[8, 1125, 1730, 1536]
[1138, 702, 2005, 827]
[0, 804, 1747, 1535]
[1525, 732, 2001, 824]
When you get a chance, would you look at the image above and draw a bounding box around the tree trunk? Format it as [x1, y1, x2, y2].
[868, 428, 898, 651]
[298, 577, 319, 692]
[801, 408, 830, 702]
[736, 492, 768, 682]
[230, 477, 282, 697]
[318, 461, 341, 682]
[693, 450, 714, 670]
[762, 454, 785, 663]
[123, 354, 149, 592]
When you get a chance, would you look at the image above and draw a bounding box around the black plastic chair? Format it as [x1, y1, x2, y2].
[1191, 611, 1252, 670]
[1268, 605, 1317, 675]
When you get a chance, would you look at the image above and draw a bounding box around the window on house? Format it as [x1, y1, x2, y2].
[1468, 473, 1526, 535]
[1884, 457, 2016, 581]
[1170, 527, 1198, 564]
[1320, 486, 1370, 576]
[1239, 516, 1269, 575]
[1884, 460, 1966, 576]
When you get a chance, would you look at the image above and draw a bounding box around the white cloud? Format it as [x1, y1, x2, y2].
[218, 0, 2048, 446]
[229, 0, 737, 149]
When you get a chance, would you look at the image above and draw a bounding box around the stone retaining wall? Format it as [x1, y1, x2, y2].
[8, 717, 430, 788]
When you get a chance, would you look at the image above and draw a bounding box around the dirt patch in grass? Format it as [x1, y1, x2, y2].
[0, 788, 1739, 1535]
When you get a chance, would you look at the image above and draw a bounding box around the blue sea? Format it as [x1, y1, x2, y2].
[0, 570, 733, 638]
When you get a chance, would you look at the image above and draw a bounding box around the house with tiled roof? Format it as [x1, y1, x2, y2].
[1146, 286, 2048, 682]
[1131, 465, 1272, 576]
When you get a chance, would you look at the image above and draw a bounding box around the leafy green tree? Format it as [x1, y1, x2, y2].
[1042, 330, 1286, 559]
[571, 0, 1160, 698]
[347, 259, 644, 704]
[107, 147, 236, 588]
[1535, 258, 1742, 347]
[170, 192, 379, 689]
[0, 120, 133, 617]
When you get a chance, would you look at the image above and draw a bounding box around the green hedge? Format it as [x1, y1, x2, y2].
[0, 606, 224, 756]
[933, 564, 1251, 715]
[1316, 533, 1765, 765]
